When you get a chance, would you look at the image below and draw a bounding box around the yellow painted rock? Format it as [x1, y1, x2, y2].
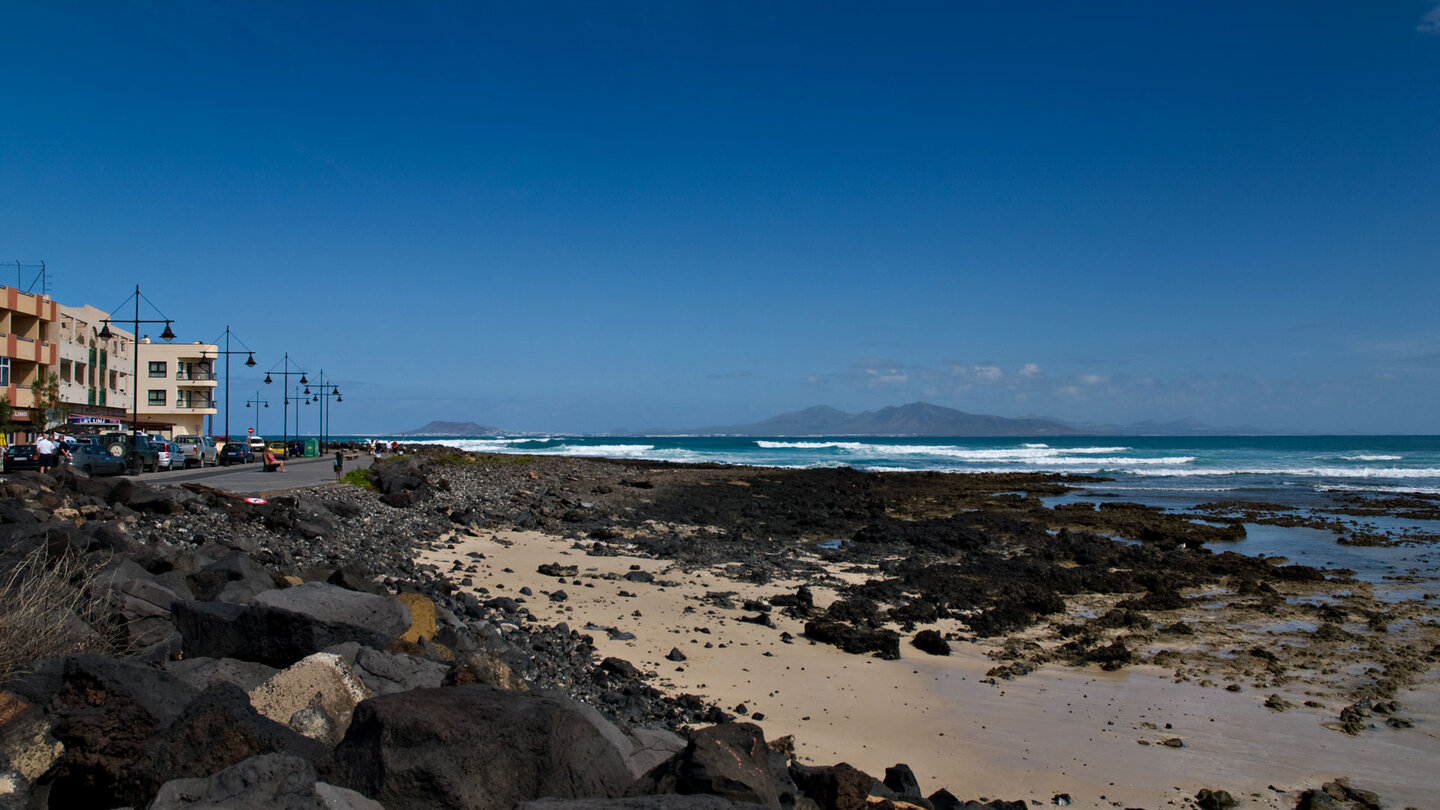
[396, 592, 437, 643]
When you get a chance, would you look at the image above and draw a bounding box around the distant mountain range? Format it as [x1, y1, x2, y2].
[402, 404, 1271, 438]
[400, 420, 503, 436]
[694, 402, 1082, 436]
[690, 402, 1267, 437]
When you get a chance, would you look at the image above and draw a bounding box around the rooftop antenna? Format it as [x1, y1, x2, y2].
[13, 261, 48, 295]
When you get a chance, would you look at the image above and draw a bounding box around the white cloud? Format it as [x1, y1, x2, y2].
[1018, 363, 1042, 378]
[806, 357, 913, 391]
[1422, 2, 1440, 32]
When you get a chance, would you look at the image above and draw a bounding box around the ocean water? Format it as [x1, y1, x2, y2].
[392, 434, 1440, 501]
[375, 434, 1440, 595]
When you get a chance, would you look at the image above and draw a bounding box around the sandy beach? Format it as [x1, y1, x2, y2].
[417, 525, 1440, 810]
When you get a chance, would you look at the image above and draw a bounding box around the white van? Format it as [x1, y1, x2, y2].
[247, 436, 267, 453]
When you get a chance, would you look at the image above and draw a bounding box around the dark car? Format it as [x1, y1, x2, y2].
[3, 444, 41, 473]
[218, 441, 255, 465]
[101, 432, 161, 473]
[71, 445, 128, 476]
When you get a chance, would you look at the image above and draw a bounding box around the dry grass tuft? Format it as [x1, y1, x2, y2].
[0, 544, 117, 681]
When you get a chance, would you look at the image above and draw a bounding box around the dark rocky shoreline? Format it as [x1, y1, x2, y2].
[0, 448, 1430, 809]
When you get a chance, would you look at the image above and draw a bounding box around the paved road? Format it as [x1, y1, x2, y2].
[140, 449, 375, 495]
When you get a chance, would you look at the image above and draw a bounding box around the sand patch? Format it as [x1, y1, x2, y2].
[417, 529, 1440, 810]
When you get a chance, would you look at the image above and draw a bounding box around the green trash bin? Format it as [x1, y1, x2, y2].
[303, 438, 320, 458]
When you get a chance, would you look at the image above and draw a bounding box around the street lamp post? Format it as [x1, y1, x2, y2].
[200, 326, 256, 441]
[311, 371, 341, 453]
[245, 392, 269, 436]
[97, 285, 176, 472]
[294, 381, 309, 455]
[263, 354, 306, 458]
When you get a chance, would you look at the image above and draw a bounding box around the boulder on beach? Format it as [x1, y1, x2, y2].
[148, 752, 381, 810]
[173, 582, 411, 668]
[788, 761, 873, 810]
[248, 652, 375, 744]
[327, 685, 634, 810]
[629, 722, 787, 808]
[911, 630, 950, 656]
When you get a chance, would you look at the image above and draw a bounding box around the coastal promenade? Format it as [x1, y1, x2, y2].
[141, 451, 373, 495]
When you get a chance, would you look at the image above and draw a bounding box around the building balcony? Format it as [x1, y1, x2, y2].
[176, 369, 217, 382]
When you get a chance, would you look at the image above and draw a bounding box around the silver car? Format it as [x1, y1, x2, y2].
[155, 440, 180, 471]
[173, 435, 218, 468]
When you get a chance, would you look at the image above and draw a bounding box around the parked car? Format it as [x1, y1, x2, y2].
[101, 432, 161, 473]
[155, 440, 178, 471]
[71, 444, 127, 476]
[173, 435, 218, 468]
[218, 441, 255, 465]
[267, 441, 289, 459]
[3, 444, 41, 473]
[248, 436, 267, 454]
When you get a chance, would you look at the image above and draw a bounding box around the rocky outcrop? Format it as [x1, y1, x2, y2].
[0, 452, 1412, 810]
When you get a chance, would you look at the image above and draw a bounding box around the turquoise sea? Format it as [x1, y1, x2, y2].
[388, 434, 1440, 500]
[369, 434, 1440, 596]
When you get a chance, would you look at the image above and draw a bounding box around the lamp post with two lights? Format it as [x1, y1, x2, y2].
[200, 326, 256, 441]
[263, 354, 306, 458]
[245, 391, 269, 437]
[97, 285, 175, 472]
[309, 371, 341, 453]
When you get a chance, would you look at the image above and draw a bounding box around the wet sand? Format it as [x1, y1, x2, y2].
[418, 528, 1440, 810]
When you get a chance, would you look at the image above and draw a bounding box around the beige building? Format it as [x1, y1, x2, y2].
[54, 304, 133, 430]
[5, 283, 219, 441]
[134, 339, 219, 436]
[1, 285, 58, 436]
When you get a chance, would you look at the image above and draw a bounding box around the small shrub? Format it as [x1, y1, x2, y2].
[342, 468, 375, 489]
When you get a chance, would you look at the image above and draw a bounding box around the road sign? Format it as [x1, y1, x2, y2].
[248, 428, 254, 434]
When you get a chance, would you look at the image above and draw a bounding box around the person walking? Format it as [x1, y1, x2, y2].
[333, 450, 344, 481]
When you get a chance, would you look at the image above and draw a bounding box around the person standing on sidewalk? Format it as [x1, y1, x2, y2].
[35, 433, 55, 474]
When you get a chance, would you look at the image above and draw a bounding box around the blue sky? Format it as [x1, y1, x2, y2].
[4, 2, 1439, 434]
